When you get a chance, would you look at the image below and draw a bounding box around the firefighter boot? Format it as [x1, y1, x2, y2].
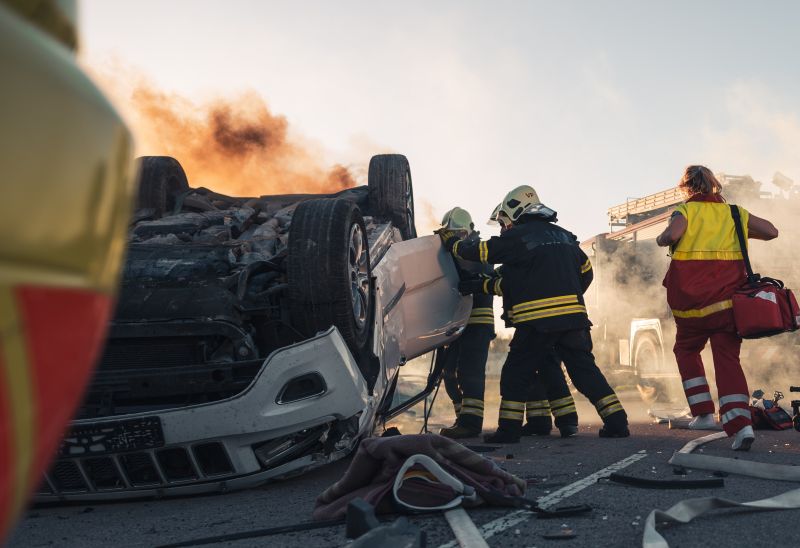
[521, 417, 552, 436]
[440, 424, 481, 439]
[595, 394, 630, 438]
[554, 411, 579, 437]
[484, 419, 522, 443]
[598, 409, 630, 438]
[440, 410, 482, 439]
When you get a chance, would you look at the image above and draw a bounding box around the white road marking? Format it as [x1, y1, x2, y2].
[438, 450, 648, 548]
[444, 508, 490, 548]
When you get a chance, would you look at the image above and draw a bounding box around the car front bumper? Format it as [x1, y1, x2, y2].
[35, 327, 370, 502]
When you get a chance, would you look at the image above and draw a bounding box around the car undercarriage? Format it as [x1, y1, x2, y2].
[36, 154, 470, 501]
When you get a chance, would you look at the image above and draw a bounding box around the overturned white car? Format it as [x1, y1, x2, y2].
[36, 154, 470, 501]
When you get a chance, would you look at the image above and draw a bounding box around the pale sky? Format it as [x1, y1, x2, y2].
[80, 0, 800, 240]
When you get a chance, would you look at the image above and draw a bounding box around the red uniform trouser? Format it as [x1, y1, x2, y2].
[673, 311, 751, 436]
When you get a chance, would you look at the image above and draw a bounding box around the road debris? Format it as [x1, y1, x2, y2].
[605, 472, 723, 489]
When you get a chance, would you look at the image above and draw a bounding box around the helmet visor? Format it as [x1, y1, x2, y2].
[487, 203, 502, 226]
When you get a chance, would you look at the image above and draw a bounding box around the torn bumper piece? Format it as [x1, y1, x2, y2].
[35, 327, 370, 502]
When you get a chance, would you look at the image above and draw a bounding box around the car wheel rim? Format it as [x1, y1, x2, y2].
[349, 223, 369, 331]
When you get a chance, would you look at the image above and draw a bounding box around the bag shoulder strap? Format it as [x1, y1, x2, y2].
[729, 204, 759, 284]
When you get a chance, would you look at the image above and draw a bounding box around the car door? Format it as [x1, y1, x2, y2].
[372, 235, 471, 384]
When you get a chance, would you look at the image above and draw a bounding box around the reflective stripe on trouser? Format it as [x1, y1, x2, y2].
[673, 312, 750, 436]
[499, 399, 525, 421]
[458, 398, 485, 431]
[525, 399, 550, 418]
[497, 400, 525, 435]
[680, 373, 714, 416]
[719, 394, 751, 437]
[460, 398, 484, 417]
[550, 395, 577, 418]
[594, 393, 625, 420]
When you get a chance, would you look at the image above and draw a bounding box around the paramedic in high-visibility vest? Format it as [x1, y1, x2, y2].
[440, 186, 629, 443]
[656, 165, 778, 451]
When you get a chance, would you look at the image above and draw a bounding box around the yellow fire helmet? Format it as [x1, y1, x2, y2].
[440, 207, 474, 233]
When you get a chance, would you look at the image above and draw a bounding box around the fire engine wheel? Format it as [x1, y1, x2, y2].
[135, 156, 190, 217]
[288, 198, 374, 358]
[634, 335, 660, 376]
[633, 334, 681, 403]
[368, 154, 417, 240]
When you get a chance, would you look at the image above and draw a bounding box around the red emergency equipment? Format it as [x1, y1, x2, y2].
[730, 205, 800, 339]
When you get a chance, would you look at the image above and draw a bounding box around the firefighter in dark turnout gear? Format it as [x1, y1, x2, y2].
[437, 208, 495, 439]
[444, 186, 629, 443]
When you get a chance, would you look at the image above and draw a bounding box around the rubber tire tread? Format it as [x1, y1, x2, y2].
[136, 156, 190, 217]
[368, 154, 417, 240]
[288, 198, 372, 356]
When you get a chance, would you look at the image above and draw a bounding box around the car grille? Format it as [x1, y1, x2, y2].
[99, 338, 204, 370]
[40, 443, 235, 496]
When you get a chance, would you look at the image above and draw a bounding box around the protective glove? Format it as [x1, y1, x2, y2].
[458, 274, 492, 295]
[434, 228, 461, 251]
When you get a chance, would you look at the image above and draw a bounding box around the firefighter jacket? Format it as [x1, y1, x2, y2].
[662, 193, 749, 325]
[453, 232, 495, 328]
[447, 215, 593, 331]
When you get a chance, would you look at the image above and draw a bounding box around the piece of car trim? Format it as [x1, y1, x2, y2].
[382, 283, 406, 318]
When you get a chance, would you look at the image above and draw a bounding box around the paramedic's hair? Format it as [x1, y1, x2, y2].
[679, 165, 722, 196]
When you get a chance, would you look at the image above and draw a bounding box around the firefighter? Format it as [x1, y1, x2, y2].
[440, 186, 629, 443]
[437, 208, 496, 439]
[656, 165, 778, 451]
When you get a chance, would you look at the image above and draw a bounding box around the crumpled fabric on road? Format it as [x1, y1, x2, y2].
[312, 434, 526, 520]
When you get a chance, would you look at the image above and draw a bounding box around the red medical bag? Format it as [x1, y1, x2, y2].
[733, 278, 800, 339]
[730, 205, 800, 339]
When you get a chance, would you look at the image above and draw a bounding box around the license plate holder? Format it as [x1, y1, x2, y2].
[60, 417, 165, 456]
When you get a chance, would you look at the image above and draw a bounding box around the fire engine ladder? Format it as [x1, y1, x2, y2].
[607, 186, 684, 228]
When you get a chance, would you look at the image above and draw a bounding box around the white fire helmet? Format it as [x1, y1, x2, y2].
[497, 185, 541, 223]
[440, 207, 474, 232]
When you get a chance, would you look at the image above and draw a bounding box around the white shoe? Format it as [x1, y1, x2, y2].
[732, 426, 755, 451]
[688, 414, 717, 430]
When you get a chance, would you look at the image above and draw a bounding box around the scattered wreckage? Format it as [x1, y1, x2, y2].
[37, 154, 470, 501]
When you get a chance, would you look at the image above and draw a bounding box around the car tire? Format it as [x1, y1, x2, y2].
[288, 198, 374, 357]
[368, 154, 417, 240]
[135, 156, 190, 217]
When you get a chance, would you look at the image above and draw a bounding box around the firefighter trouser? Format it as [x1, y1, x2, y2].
[442, 325, 494, 430]
[673, 311, 751, 437]
[498, 326, 627, 433]
[524, 351, 578, 433]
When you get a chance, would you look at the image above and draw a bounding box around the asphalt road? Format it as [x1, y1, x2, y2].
[10, 390, 800, 548]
